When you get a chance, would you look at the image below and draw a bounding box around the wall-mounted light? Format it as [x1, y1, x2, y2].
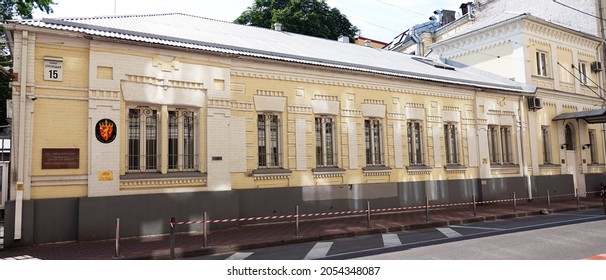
[582, 144, 591, 150]
[561, 143, 568, 150]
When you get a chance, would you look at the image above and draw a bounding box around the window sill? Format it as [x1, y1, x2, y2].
[252, 168, 292, 180]
[363, 166, 392, 176]
[312, 167, 346, 178]
[444, 165, 468, 173]
[406, 165, 432, 175]
[120, 171, 207, 189]
[531, 74, 553, 80]
[490, 164, 519, 169]
[539, 164, 561, 169]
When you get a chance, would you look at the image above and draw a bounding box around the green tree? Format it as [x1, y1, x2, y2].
[1, 0, 55, 133]
[235, 0, 359, 41]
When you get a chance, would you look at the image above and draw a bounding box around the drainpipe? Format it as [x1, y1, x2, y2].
[519, 95, 532, 200]
[15, 30, 29, 240]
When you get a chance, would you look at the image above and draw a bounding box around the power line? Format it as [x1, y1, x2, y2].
[558, 62, 606, 102]
[374, 0, 427, 17]
[552, 0, 603, 21]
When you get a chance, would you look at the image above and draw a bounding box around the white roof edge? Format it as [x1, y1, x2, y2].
[7, 14, 536, 94]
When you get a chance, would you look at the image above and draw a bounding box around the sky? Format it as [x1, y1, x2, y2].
[32, 0, 465, 43]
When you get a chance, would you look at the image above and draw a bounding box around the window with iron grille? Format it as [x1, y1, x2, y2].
[407, 120, 424, 165]
[365, 119, 383, 166]
[488, 125, 514, 165]
[258, 113, 281, 168]
[128, 108, 158, 172]
[168, 110, 197, 171]
[315, 116, 337, 167]
[127, 107, 197, 173]
[444, 123, 459, 165]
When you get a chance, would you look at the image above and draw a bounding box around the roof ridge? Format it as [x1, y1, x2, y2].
[25, 12, 234, 24]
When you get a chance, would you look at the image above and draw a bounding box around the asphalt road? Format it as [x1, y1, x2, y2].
[187, 208, 606, 260]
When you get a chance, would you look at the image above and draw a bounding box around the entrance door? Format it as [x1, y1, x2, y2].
[566, 150, 580, 194]
[0, 163, 7, 210]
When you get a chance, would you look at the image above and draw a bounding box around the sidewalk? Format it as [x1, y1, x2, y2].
[0, 196, 604, 260]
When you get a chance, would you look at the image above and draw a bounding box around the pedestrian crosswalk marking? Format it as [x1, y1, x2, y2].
[382, 233, 402, 247]
[226, 252, 253, 260]
[437, 227, 462, 238]
[304, 242, 333, 260]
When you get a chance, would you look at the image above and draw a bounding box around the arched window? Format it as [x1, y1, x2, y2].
[565, 124, 574, 150]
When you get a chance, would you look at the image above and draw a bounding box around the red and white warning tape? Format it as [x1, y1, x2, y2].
[170, 190, 599, 227]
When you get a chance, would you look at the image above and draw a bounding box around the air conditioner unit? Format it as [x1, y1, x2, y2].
[591, 61, 602, 72]
[528, 96, 542, 111]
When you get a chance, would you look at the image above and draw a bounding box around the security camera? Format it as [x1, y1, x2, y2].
[28, 95, 37, 101]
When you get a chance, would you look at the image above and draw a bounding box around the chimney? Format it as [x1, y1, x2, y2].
[440, 10, 456, 25]
[338, 35, 349, 43]
[460, 3, 469, 15]
[460, 2, 475, 20]
[274, 23, 282, 31]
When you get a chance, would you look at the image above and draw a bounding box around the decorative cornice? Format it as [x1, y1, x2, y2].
[256, 89, 284, 97]
[406, 166, 432, 175]
[488, 109, 515, 116]
[387, 112, 406, 120]
[120, 177, 207, 189]
[363, 99, 384, 105]
[461, 118, 477, 125]
[523, 21, 599, 49]
[169, 80, 203, 89]
[253, 174, 291, 180]
[314, 94, 338, 101]
[207, 98, 231, 109]
[288, 105, 313, 114]
[89, 90, 120, 100]
[341, 109, 362, 117]
[231, 100, 254, 111]
[125, 74, 164, 86]
[444, 165, 468, 174]
[443, 106, 460, 112]
[406, 102, 424, 109]
[427, 115, 442, 123]
[231, 71, 474, 100]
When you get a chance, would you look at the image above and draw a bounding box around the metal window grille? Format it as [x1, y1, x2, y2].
[258, 113, 281, 168]
[365, 119, 383, 166]
[444, 123, 459, 165]
[408, 121, 424, 165]
[315, 116, 337, 167]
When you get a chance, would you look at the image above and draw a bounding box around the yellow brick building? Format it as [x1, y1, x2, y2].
[2, 13, 536, 246]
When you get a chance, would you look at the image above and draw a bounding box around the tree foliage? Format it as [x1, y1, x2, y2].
[235, 0, 359, 41]
[1, 0, 55, 132]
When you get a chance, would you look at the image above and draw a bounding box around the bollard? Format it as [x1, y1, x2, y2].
[170, 217, 176, 260]
[425, 197, 430, 222]
[113, 218, 123, 259]
[367, 201, 371, 229]
[602, 196, 606, 215]
[202, 212, 208, 248]
[513, 192, 517, 213]
[547, 190, 551, 209]
[472, 194, 477, 217]
[295, 205, 300, 237]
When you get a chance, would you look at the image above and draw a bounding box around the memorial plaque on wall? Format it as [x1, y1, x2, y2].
[42, 148, 80, 169]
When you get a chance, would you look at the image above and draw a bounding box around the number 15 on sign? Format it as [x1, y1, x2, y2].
[43, 58, 63, 81]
